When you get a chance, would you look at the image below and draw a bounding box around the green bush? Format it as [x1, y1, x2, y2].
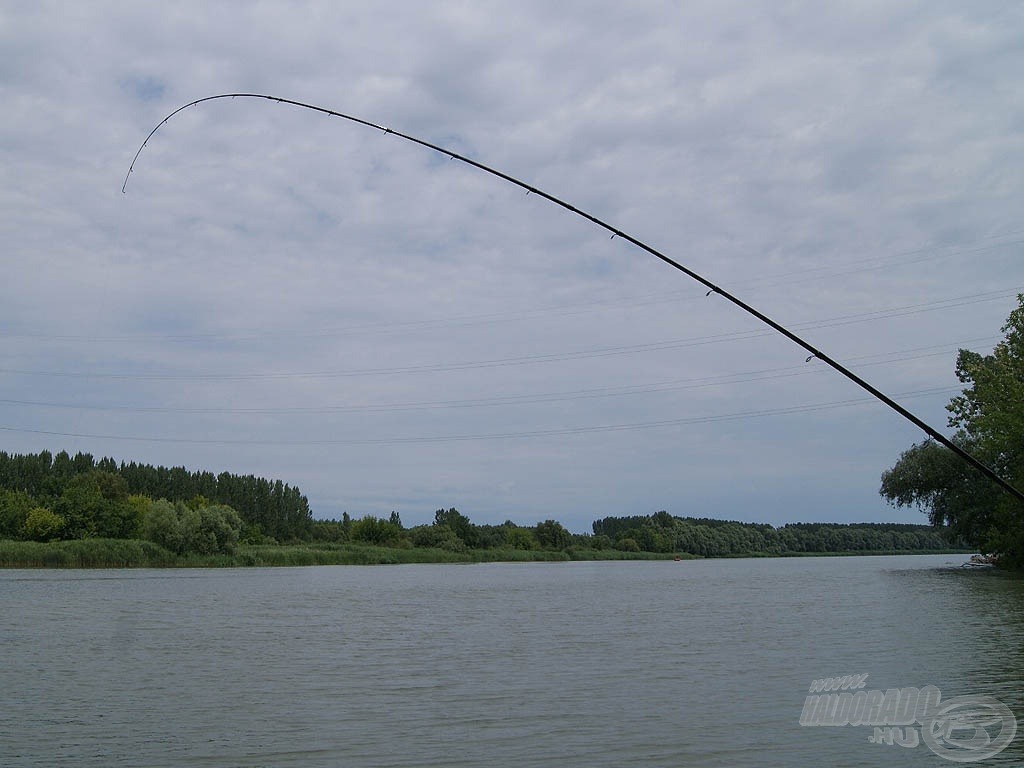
[504, 527, 537, 550]
[535, 519, 571, 550]
[142, 499, 184, 553]
[410, 524, 466, 552]
[141, 500, 242, 555]
[0, 490, 35, 538]
[349, 515, 402, 546]
[53, 471, 139, 539]
[20, 507, 65, 542]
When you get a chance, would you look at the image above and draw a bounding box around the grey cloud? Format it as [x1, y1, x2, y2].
[1, 1, 1021, 531]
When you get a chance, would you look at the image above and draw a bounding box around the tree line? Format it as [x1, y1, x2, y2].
[0, 450, 311, 545]
[308, 507, 956, 557]
[591, 512, 959, 556]
[0, 450, 968, 561]
[307, 508, 570, 553]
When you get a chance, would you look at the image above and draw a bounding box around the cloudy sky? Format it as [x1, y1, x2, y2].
[2, 1, 1022, 531]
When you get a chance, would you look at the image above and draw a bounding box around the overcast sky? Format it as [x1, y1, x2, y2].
[2, 1, 1022, 532]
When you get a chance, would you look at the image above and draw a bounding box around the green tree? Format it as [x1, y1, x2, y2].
[410, 524, 466, 552]
[141, 499, 185, 553]
[21, 507, 65, 541]
[126, 494, 152, 522]
[350, 515, 401, 545]
[55, 472, 135, 539]
[186, 494, 211, 510]
[651, 510, 674, 528]
[141, 499, 242, 555]
[504, 526, 536, 550]
[534, 519, 571, 550]
[309, 519, 345, 543]
[881, 295, 1024, 567]
[182, 504, 243, 555]
[0, 489, 36, 538]
[434, 508, 474, 546]
[617, 537, 640, 552]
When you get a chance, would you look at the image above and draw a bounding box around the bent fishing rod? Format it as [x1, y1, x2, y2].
[123, 93, 1024, 504]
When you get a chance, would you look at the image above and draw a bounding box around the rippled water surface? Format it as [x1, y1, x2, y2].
[3, 555, 1022, 767]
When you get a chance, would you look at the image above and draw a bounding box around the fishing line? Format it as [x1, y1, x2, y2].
[122, 93, 1024, 503]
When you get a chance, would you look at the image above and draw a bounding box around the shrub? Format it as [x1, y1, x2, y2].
[20, 507, 65, 542]
[53, 471, 138, 539]
[0, 490, 36, 538]
[535, 519, 571, 550]
[410, 524, 466, 552]
[142, 499, 184, 553]
[349, 515, 402, 546]
[141, 500, 243, 555]
[504, 527, 537, 550]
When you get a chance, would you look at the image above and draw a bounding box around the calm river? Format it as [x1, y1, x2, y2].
[2, 555, 1022, 767]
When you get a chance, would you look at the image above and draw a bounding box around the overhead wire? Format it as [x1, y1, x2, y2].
[0, 386, 960, 447]
[0, 337, 997, 416]
[0, 291, 1014, 381]
[0, 240, 1020, 345]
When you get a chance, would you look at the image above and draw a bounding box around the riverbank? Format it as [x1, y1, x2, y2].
[0, 538, 973, 568]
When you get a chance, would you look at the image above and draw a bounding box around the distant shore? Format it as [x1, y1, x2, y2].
[0, 538, 973, 569]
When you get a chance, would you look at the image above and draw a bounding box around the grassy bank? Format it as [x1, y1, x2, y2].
[0, 538, 965, 569]
[741, 549, 973, 558]
[0, 538, 180, 568]
[237, 543, 577, 566]
[0, 539, 697, 568]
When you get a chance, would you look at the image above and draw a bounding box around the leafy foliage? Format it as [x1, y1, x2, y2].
[142, 499, 186, 554]
[592, 512, 955, 556]
[0, 448, 970, 565]
[53, 471, 137, 539]
[434, 507, 474, 546]
[504, 527, 537, 550]
[0, 450, 312, 541]
[349, 515, 403, 546]
[409, 524, 466, 552]
[0, 489, 35, 538]
[535, 519, 571, 550]
[140, 499, 243, 555]
[881, 295, 1024, 567]
[21, 507, 65, 542]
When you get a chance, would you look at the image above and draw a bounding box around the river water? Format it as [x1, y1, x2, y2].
[2, 555, 1022, 767]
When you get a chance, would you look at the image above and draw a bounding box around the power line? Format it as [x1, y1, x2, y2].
[1, 237, 1020, 345]
[0, 386, 960, 447]
[0, 338, 994, 416]
[0, 291, 1013, 381]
